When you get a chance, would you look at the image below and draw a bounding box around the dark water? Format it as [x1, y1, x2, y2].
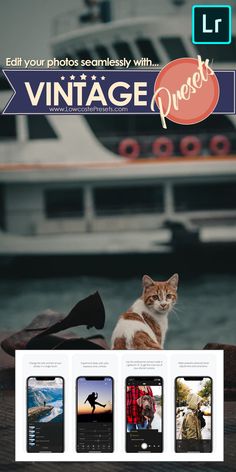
[1, 274, 236, 349]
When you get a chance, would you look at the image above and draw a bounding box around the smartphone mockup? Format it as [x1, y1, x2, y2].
[126, 376, 163, 453]
[76, 376, 114, 452]
[175, 376, 212, 453]
[27, 376, 64, 453]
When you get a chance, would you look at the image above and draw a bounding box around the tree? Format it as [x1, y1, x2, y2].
[176, 379, 190, 405]
[198, 379, 212, 401]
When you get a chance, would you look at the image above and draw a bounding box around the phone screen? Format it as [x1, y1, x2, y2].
[76, 376, 113, 452]
[175, 376, 212, 453]
[27, 376, 64, 453]
[126, 376, 163, 453]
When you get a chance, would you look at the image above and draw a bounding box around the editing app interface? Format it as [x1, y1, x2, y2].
[175, 377, 212, 453]
[27, 377, 64, 453]
[126, 376, 163, 453]
[77, 376, 113, 452]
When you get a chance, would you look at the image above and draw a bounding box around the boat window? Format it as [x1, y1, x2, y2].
[113, 42, 135, 61]
[95, 45, 110, 60]
[27, 116, 57, 139]
[79, 0, 111, 24]
[0, 116, 17, 140]
[193, 114, 235, 131]
[136, 39, 160, 64]
[76, 49, 93, 61]
[194, 38, 236, 62]
[84, 114, 234, 140]
[85, 114, 169, 137]
[44, 188, 84, 218]
[100, 0, 112, 23]
[160, 37, 188, 60]
[65, 54, 76, 68]
[76, 49, 94, 64]
[95, 45, 114, 68]
[56, 55, 76, 68]
[174, 182, 236, 212]
[94, 185, 164, 215]
[85, 115, 132, 136]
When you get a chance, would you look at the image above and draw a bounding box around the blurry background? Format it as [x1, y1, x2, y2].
[0, 0, 236, 350]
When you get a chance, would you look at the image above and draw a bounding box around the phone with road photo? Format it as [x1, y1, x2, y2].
[126, 376, 163, 453]
[175, 376, 212, 453]
[26, 376, 64, 453]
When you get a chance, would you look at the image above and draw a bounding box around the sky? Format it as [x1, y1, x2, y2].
[28, 377, 63, 389]
[77, 377, 113, 414]
[179, 377, 210, 394]
[0, 0, 84, 64]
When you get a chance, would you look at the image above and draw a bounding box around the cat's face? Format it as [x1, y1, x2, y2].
[142, 274, 178, 315]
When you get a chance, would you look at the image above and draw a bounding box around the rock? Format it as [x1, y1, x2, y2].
[28, 405, 53, 421]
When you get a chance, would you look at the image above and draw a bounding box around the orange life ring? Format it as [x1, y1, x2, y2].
[209, 135, 231, 155]
[152, 137, 174, 157]
[118, 138, 140, 159]
[180, 135, 202, 156]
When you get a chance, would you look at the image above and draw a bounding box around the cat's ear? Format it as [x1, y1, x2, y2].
[167, 273, 179, 290]
[142, 275, 155, 289]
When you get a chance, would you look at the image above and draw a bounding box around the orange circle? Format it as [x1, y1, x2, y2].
[154, 57, 219, 126]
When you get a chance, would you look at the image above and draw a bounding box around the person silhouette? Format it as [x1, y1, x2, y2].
[84, 391, 106, 414]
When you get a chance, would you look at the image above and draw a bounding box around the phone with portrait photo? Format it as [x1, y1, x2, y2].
[175, 376, 212, 453]
[126, 376, 163, 453]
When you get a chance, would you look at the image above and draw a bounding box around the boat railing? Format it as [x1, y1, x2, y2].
[94, 131, 236, 159]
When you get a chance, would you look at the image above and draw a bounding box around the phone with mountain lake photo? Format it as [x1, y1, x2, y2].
[26, 376, 64, 453]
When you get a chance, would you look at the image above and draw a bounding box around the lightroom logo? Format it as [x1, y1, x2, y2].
[192, 5, 232, 45]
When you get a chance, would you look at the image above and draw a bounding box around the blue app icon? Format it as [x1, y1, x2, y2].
[192, 5, 232, 45]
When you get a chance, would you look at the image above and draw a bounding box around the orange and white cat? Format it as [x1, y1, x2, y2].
[111, 274, 178, 349]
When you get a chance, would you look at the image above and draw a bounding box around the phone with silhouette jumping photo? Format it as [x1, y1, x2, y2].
[76, 376, 114, 452]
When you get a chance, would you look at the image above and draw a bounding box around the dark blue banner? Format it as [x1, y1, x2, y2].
[2, 68, 235, 116]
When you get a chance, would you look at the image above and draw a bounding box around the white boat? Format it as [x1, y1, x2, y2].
[0, 0, 236, 257]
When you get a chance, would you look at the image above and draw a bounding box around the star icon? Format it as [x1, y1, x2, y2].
[70, 75, 75, 80]
[91, 75, 97, 80]
[80, 73, 87, 80]
[60, 76, 65, 80]
[101, 76, 106, 80]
